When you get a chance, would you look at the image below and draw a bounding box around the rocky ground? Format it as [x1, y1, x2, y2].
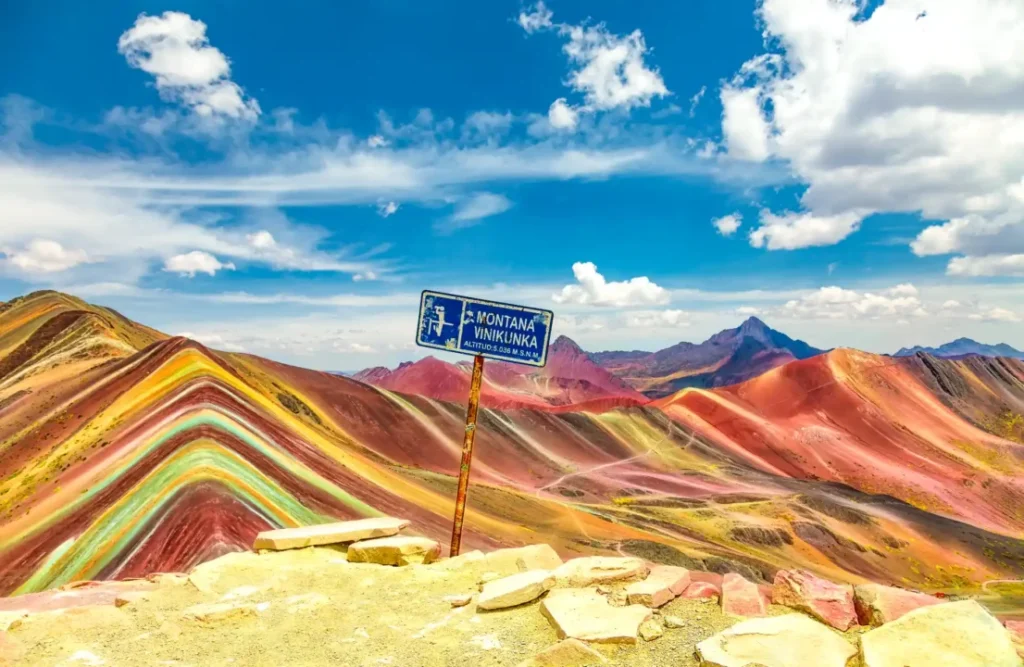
[1, 519, 1023, 666]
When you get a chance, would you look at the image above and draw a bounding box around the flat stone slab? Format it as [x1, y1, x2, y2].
[553, 557, 649, 588]
[722, 572, 768, 617]
[697, 613, 857, 667]
[626, 565, 690, 608]
[478, 570, 555, 611]
[854, 583, 943, 627]
[772, 569, 856, 631]
[253, 517, 410, 551]
[482, 544, 563, 573]
[541, 588, 652, 644]
[347, 536, 441, 566]
[860, 600, 1021, 667]
[514, 638, 608, 666]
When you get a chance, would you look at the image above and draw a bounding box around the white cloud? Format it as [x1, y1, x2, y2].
[117, 11, 259, 122]
[827, 262, 838, 276]
[721, 86, 770, 161]
[352, 271, 378, 282]
[344, 342, 376, 354]
[720, 0, 1024, 268]
[517, 1, 554, 34]
[552, 261, 670, 307]
[547, 99, 579, 131]
[749, 210, 865, 250]
[736, 306, 762, 316]
[712, 213, 742, 237]
[688, 86, 707, 117]
[560, 23, 668, 112]
[518, 4, 668, 126]
[968, 307, 1022, 323]
[377, 201, 400, 218]
[2, 239, 91, 274]
[622, 309, 691, 328]
[164, 250, 235, 277]
[367, 135, 389, 148]
[436, 193, 513, 233]
[462, 111, 514, 141]
[946, 254, 1024, 277]
[777, 283, 927, 320]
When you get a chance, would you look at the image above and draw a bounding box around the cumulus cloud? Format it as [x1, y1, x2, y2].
[622, 309, 691, 328]
[946, 254, 1024, 277]
[721, 86, 770, 162]
[517, 1, 554, 34]
[377, 201, 400, 218]
[118, 11, 260, 122]
[777, 283, 927, 320]
[366, 134, 389, 148]
[164, 250, 235, 277]
[518, 3, 668, 125]
[749, 210, 865, 250]
[547, 98, 579, 131]
[712, 213, 742, 237]
[720, 0, 1024, 267]
[552, 261, 670, 307]
[2, 239, 90, 274]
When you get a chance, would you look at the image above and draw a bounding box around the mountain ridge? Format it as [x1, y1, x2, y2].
[895, 337, 1024, 359]
[588, 316, 825, 397]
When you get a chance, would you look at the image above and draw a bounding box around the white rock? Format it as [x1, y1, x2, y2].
[696, 613, 857, 667]
[478, 570, 555, 611]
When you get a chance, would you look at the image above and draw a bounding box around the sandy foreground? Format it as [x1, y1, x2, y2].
[0, 545, 814, 667]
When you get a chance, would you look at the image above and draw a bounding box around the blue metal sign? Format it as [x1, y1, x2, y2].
[416, 290, 554, 367]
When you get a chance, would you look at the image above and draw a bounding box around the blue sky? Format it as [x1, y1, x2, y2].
[2, 0, 1023, 369]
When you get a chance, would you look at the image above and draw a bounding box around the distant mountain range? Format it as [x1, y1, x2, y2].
[895, 338, 1024, 359]
[355, 317, 825, 403]
[352, 335, 646, 410]
[589, 317, 825, 398]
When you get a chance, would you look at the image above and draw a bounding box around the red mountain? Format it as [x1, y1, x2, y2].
[353, 335, 647, 410]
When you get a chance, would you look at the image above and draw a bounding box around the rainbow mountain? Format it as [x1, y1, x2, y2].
[3, 290, 1024, 614]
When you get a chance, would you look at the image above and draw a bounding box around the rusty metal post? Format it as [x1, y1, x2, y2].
[450, 354, 485, 557]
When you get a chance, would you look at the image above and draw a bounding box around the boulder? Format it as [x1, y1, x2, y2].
[541, 588, 653, 644]
[478, 570, 555, 611]
[682, 581, 721, 602]
[253, 517, 410, 551]
[722, 573, 768, 617]
[514, 638, 608, 666]
[772, 569, 856, 631]
[626, 565, 690, 608]
[860, 600, 1020, 667]
[853, 583, 944, 627]
[347, 536, 441, 566]
[553, 557, 649, 588]
[639, 617, 664, 641]
[696, 613, 857, 667]
[482, 544, 563, 573]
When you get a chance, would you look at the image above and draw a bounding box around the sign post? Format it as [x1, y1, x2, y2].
[415, 290, 554, 556]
